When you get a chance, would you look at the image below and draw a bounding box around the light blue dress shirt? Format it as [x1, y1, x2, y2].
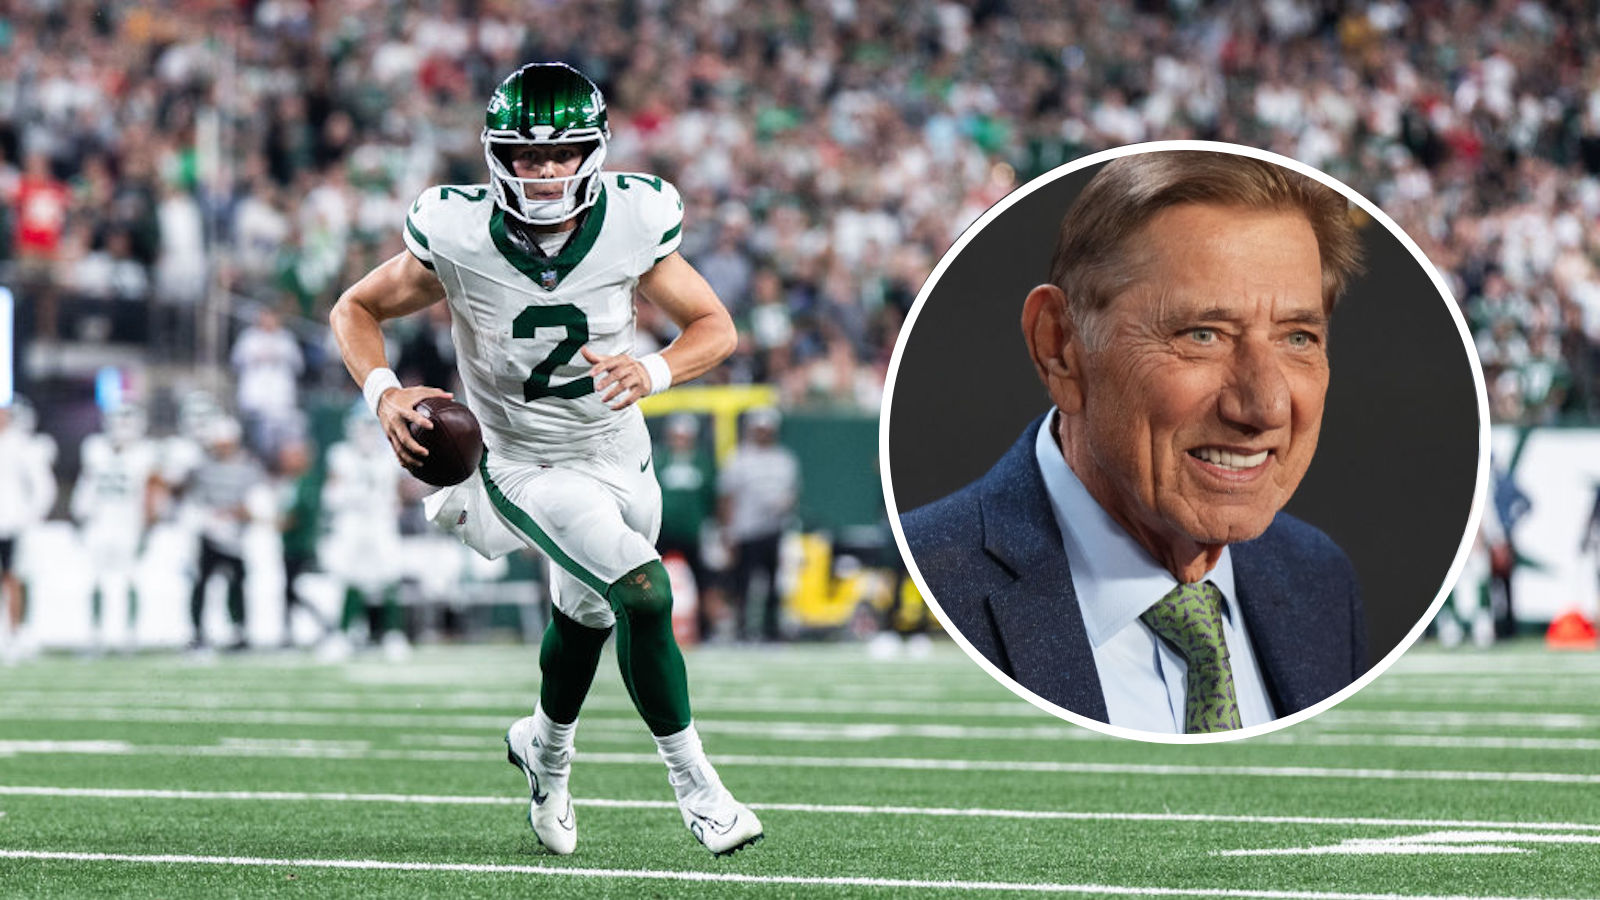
[1032, 414, 1275, 733]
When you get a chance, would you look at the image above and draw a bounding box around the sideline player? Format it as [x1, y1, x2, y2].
[71, 403, 161, 651]
[329, 62, 759, 856]
[0, 399, 57, 661]
[320, 405, 409, 661]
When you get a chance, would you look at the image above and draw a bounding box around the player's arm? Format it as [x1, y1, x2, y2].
[583, 251, 738, 410]
[329, 251, 451, 468]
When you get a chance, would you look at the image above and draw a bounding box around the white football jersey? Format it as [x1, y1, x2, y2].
[324, 440, 402, 528]
[73, 435, 159, 531]
[403, 174, 684, 461]
[0, 428, 55, 535]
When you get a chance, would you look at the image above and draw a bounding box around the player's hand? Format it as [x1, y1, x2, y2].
[582, 346, 651, 410]
[376, 384, 453, 469]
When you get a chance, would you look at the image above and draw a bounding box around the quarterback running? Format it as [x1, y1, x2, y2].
[329, 62, 760, 856]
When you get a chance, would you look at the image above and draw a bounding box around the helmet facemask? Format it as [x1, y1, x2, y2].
[483, 131, 607, 227]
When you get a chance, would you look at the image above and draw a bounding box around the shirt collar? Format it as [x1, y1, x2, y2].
[1032, 411, 1238, 648]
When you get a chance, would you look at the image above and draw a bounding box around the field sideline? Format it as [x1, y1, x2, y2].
[1, 640, 1597, 898]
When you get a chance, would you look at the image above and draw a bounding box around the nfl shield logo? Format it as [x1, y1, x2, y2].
[539, 269, 558, 290]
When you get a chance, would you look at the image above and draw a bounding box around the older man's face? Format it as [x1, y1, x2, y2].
[1069, 203, 1330, 551]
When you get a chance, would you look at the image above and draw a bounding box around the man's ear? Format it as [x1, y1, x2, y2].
[1021, 284, 1084, 414]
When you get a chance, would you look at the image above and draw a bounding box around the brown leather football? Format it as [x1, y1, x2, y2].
[407, 397, 483, 487]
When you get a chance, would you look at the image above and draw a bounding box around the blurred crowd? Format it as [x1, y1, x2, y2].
[2, 0, 1600, 423]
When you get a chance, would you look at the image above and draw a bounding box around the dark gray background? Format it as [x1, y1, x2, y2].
[886, 159, 1482, 668]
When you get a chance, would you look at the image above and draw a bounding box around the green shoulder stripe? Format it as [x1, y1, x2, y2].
[405, 216, 431, 251]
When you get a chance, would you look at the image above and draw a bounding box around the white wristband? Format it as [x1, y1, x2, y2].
[639, 353, 673, 396]
[363, 367, 402, 415]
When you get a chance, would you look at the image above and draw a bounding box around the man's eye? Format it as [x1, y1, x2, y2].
[1287, 331, 1318, 347]
[1186, 328, 1216, 344]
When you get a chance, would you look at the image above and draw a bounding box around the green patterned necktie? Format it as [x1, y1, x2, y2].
[1140, 581, 1243, 734]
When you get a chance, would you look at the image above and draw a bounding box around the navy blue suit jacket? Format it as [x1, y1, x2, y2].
[901, 417, 1367, 724]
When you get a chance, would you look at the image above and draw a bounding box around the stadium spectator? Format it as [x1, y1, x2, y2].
[230, 304, 304, 460]
[394, 300, 459, 393]
[718, 406, 799, 643]
[12, 150, 68, 338]
[1, 1, 1598, 425]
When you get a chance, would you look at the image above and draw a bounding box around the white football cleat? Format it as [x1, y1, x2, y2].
[678, 785, 763, 856]
[504, 716, 576, 855]
[381, 630, 411, 663]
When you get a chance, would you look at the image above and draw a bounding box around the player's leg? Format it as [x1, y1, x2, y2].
[606, 559, 692, 734]
[505, 590, 610, 856]
[729, 540, 757, 641]
[486, 444, 761, 855]
[189, 539, 218, 648]
[221, 549, 247, 649]
[607, 428, 763, 855]
[753, 533, 783, 642]
[0, 538, 18, 663]
[0, 537, 17, 637]
[485, 461, 624, 855]
[377, 583, 409, 661]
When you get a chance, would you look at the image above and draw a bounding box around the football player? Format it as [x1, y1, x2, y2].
[329, 62, 759, 856]
[72, 403, 162, 652]
[0, 398, 57, 662]
[319, 404, 408, 661]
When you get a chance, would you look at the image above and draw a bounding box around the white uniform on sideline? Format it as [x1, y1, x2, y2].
[72, 426, 159, 648]
[408, 174, 682, 628]
[322, 417, 404, 595]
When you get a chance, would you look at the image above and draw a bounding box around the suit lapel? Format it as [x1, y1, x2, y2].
[978, 419, 1108, 720]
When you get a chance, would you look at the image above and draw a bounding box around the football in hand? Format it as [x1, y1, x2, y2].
[406, 397, 483, 487]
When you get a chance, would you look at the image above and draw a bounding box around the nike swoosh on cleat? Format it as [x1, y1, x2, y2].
[556, 801, 575, 831]
[505, 736, 548, 804]
[689, 810, 737, 836]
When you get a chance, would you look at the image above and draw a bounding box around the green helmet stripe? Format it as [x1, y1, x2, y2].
[486, 62, 607, 138]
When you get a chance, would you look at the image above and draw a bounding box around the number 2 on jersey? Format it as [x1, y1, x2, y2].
[512, 304, 594, 401]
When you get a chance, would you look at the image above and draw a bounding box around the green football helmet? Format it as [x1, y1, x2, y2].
[481, 62, 610, 226]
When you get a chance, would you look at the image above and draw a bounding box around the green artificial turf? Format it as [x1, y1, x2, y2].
[1, 639, 1597, 898]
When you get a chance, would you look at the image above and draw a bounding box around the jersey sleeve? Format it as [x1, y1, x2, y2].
[640, 177, 685, 263]
[403, 189, 438, 270]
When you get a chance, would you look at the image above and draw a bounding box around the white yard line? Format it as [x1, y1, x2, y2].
[0, 694, 1050, 719]
[11, 704, 1600, 749]
[1319, 711, 1600, 730]
[0, 848, 1591, 900]
[1272, 733, 1600, 751]
[6, 784, 1600, 834]
[0, 705, 1100, 741]
[5, 741, 1600, 785]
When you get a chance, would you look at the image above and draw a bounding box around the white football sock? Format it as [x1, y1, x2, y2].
[655, 723, 722, 802]
[531, 702, 575, 780]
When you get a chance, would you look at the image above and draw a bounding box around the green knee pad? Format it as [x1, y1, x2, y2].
[606, 561, 673, 617]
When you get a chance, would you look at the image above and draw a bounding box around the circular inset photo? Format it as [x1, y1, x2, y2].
[882, 141, 1488, 743]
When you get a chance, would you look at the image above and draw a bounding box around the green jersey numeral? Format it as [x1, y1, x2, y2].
[439, 186, 488, 202]
[512, 304, 593, 401]
[615, 174, 662, 192]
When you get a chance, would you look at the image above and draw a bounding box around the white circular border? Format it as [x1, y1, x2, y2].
[879, 139, 1491, 745]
